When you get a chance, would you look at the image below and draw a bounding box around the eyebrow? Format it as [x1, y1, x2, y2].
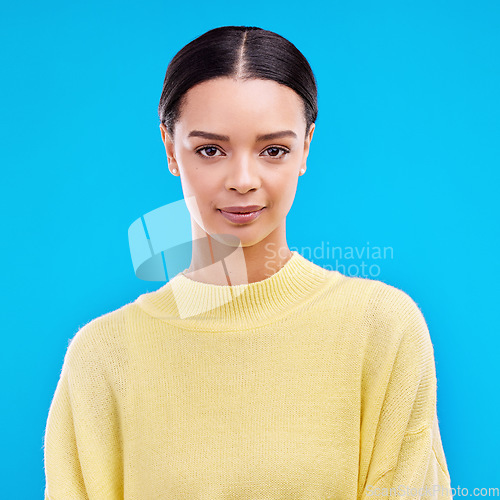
[187, 130, 298, 141]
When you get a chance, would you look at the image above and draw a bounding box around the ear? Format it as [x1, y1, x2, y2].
[159, 123, 179, 172]
[300, 123, 315, 173]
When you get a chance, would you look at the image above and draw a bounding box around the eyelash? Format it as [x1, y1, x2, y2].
[195, 145, 290, 160]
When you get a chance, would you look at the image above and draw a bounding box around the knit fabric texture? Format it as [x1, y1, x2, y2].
[43, 251, 453, 499]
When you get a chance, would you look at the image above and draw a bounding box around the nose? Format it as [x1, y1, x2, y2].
[224, 152, 262, 194]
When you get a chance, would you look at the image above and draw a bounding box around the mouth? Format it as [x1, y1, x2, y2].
[218, 205, 265, 214]
[217, 207, 266, 224]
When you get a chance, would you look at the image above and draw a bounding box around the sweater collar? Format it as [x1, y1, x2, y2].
[135, 251, 332, 331]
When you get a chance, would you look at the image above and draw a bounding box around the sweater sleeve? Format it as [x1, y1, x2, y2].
[43, 324, 124, 499]
[358, 287, 453, 500]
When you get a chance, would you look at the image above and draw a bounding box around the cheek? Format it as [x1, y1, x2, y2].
[181, 166, 213, 197]
[269, 177, 299, 209]
[180, 172, 222, 221]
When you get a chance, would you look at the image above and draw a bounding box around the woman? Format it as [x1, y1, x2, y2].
[44, 26, 453, 499]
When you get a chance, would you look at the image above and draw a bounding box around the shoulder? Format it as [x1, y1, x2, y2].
[323, 270, 426, 324]
[333, 275, 438, 402]
[361, 276, 428, 334]
[341, 274, 435, 378]
[62, 301, 136, 379]
[321, 270, 430, 348]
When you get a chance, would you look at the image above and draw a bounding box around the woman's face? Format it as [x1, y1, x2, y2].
[160, 77, 315, 252]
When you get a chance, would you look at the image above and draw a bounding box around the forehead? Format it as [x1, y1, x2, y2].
[176, 77, 305, 136]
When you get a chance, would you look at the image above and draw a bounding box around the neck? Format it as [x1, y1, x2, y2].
[182, 234, 293, 286]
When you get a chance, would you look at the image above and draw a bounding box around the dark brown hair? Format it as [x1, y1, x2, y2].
[158, 26, 318, 140]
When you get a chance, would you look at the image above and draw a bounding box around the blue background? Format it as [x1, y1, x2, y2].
[1, 0, 499, 497]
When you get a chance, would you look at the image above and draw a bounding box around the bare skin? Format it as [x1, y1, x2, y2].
[160, 77, 315, 286]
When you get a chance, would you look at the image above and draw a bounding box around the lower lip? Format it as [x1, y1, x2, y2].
[218, 208, 265, 224]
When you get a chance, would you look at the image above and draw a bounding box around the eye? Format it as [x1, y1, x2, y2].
[195, 145, 225, 158]
[195, 145, 290, 160]
[261, 146, 290, 159]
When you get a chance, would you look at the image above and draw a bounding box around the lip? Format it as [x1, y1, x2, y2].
[218, 207, 265, 224]
[218, 205, 264, 213]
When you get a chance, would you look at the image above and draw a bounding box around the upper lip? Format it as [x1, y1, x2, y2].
[219, 205, 265, 213]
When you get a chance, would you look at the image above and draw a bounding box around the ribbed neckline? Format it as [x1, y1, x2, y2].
[135, 251, 335, 331]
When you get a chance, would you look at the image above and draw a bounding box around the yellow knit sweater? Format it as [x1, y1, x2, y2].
[44, 251, 453, 499]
